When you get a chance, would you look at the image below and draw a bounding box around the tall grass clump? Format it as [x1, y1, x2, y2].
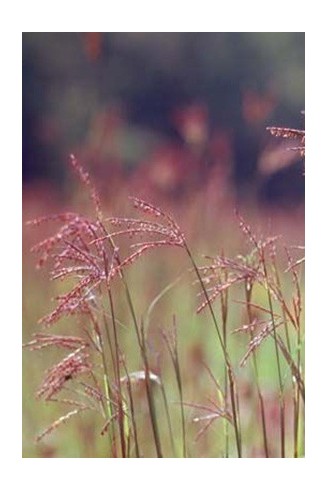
[24, 122, 304, 457]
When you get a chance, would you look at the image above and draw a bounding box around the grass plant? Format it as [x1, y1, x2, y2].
[23, 127, 304, 457]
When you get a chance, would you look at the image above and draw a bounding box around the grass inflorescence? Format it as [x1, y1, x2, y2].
[24, 141, 304, 457]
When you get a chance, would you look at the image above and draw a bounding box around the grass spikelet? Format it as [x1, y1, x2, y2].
[36, 347, 92, 401]
[266, 125, 305, 157]
[239, 320, 283, 367]
[23, 334, 88, 351]
[36, 407, 89, 442]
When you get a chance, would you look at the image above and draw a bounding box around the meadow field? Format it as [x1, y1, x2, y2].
[22, 32, 304, 458]
[22, 156, 304, 458]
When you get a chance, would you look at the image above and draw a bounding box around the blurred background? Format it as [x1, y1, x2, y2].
[23, 32, 305, 206]
[23, 33, 305, 457]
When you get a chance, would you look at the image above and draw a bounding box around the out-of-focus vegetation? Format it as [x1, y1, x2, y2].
[22, 33, 304, 458]
[23, 32, 304, 204]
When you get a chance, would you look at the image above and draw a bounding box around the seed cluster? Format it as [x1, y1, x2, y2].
[36, 347, 92, 401]
[266, 126, 305, 157]
[23, 333, 88, 351]
[27, 157, 188, 444]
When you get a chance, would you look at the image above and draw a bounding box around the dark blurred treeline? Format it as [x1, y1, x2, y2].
[22, 32, 305, 205]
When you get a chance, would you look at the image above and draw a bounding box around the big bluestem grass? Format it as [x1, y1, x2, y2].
[24, 145, 304, 457]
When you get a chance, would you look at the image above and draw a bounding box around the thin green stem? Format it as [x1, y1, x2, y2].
[88, 310, 116, 456]
[140, 321, 163, 457]
[105, 286, 126, 458]
[162, 323, 186, 457]
[244, 282, 269, 458]
[271, 257, 292, 353]
[184, 242, 242, 457]
[160, 382, 176, 457]
[122, 361, 140, 458]
[219, 269, 229, 458]
[261, 253, 285, 458]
